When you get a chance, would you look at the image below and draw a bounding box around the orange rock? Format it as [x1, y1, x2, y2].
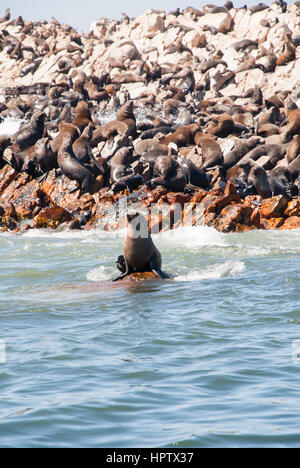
[146, 187, 168, 205]
[203, 182, 242, 217]
[166, 192, 191, 208]
[260, 196, 288, 219]
[284, 199, 300, 218]
[0, 165, 16, 194]
[118, 271, 163, 282]
[34, 206, 74, 229]
[215, 204, 254, 233]
[280, 216, 300, 230]
[261, 217, 285, 230]
[190, 190, 207, 204]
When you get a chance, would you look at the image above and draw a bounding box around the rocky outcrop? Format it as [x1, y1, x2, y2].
[0, 4, 300, 235]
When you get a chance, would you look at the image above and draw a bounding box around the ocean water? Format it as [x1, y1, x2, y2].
[1, 118, 300, 448]
[0, 226, 300, 448]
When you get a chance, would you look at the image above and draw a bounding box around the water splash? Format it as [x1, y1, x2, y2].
[0, 117, 22, 136]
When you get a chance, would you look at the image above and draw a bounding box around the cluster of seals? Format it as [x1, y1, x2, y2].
[0, 6, 299, 253]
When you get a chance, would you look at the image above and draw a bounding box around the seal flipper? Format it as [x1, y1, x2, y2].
[150, 255, 170, 280]
[112, 255, 131, 282]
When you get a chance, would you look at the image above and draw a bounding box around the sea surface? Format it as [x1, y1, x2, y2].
[1, 119, 300, 448]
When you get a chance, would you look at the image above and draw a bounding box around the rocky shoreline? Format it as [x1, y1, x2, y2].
[0, 3, 300, 235]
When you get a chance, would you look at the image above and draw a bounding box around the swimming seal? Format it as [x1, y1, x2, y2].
[112, 212, 170, 282]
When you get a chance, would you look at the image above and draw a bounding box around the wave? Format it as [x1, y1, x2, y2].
[174, 260, 246, 282]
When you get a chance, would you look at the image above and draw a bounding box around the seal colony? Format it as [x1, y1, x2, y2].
[0, 2, 300, 248]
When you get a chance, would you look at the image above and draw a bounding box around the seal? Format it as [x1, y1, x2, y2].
[280, 106, 300, 143]
[177, 156, 211, 190]
[268, 166, 295, 197]
[148, 155, 187, 192]
[206, 114, 235, 138]
[160, 124, 199, 147]
[72, 101, 93, 133]
[91, 121, 130, 147]
[57, 135, 94, 193]
[34, 137, 58, 173]
[72, 124, 104, 175]
[116, 101, 136, 137]
[51, 122, 80, 154]
[248, 165, 272, 198]
[11, 111, 45, 151]
[0, 136, 11, 169]
[286, 135, 300, 164]
[194, 133, 224, 169]
[110, 147, 143, 193]
[112, 212, 170, 282]
[87, 76, 109, 102]
[276, 33, 296, 66]
[223, 136, 262, 169]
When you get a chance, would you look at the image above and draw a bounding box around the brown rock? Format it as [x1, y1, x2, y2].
[284, 199, 300, 218]
[215, 204, 255, 233]
[117, 271, 163, 282]
[146, 187, 168, 206]
[0, 165, 17, 195]
[260, 196, 289, 219]
[280, 217, 300, 230]
[34, 206, 74, 229]
[261, 218, 285, 230]
[203, 182, 242, 216]
[166, 192, 191, 208]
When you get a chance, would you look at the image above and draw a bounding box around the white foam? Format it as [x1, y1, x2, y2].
[86, 265, 112, 282]
[156, 226, 227, 248]
[174, 260, 246, 282]
[0, 117, 22, 136]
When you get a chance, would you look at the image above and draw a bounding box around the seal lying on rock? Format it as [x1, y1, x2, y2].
[148, 155, 187, 192]
[112, 212, 170, 282]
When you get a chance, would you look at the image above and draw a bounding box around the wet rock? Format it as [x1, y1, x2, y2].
[280, 216, 300, 230]
[117, 271, 164, 282]
[34, 205, 74, 229]
[284, 199, 300, 218]
[260, 195, 289, 219]
[261, 217, 285, 230]
[214, 204, 256, 233]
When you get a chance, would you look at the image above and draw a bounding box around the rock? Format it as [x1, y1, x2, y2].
[143, 14, 165, 34]
[280, 216, 300, 230]
[284, 199, 300, 218]
[107, 41, 140, 68]
[214, 204, 256, 233]
[261, 217, 285, 230]
[260, 195, 289, 219]
[166, 192, 191, 208]
[34, 206, 74, 229]
[117, 271, 164, 282]
[203, 182, 242, 216]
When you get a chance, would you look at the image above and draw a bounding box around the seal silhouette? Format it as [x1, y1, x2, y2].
[112, 212, 170, 282]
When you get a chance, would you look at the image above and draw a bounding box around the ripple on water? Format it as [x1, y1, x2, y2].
[1, 225, 300, 447]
